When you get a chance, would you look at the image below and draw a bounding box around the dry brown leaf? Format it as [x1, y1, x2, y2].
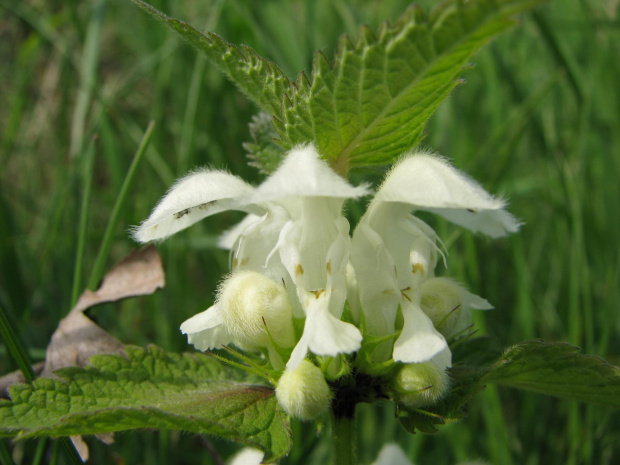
[72, 243, 165, 314]
[0, 245, 165, 395]
[70, 435, 90, 461]
[42, 244, 165, 376]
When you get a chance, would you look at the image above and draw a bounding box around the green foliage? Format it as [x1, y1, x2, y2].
[397, 338, 620, 434]
[132, 0, 549, 172]
[482, 339, 620, 407]
[280, 0, 551, 170]
[0, 346, 291, 463]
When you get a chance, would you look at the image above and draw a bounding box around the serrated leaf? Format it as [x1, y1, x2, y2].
[0, 346, 291, 462]
[132, 0, 547, 172]
[131, 0, 291, 118]
[481, 339, 620, 408]
[278, 0, 549, 170]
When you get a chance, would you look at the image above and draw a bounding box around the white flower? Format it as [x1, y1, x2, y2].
[228, 448, 264, 465]
[371, 444, 414, 465]
[350, 153, 519, 367]
[133, 145, 369, 369]
[134, 146, 518, 375]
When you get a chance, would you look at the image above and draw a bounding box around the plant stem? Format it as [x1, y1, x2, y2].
[331, 412, 356, 465]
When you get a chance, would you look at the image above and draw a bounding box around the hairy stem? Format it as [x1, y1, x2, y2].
[331, 411, 356, 465]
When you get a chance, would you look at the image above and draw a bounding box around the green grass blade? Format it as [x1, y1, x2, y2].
[69, 0, 106, 160]
[531, 11, 584, 105]
[0, 440, 15, 465]
[0, 305, 35, 384]
[59, 438, 84, 465]
[130, 0, 292, 118]
[70, 136, 97, 308]
[88, 121, 155, 290]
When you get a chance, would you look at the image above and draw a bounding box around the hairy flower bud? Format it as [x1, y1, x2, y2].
[390, 361, 450, 408]
[276, 360, 332, 420]
[419, 278, 464, 337]
[218, 270, 295, 349]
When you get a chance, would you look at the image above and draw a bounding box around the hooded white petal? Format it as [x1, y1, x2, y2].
[231, 206, 291, 279]
[252, 144, 370, 203]
[246, 148, 367, 366]
[374, 153, 520, 237]
[133, 170, 261, 242]
[461, 286, 493, 310]
[372, 444, 413, 465]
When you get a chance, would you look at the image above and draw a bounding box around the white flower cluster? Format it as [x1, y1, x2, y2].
[133, 144, 518, 418]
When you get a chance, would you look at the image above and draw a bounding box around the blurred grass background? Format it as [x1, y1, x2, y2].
[1, 0, 619, 463]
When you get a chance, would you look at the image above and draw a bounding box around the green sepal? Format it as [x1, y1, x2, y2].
[207, 345, 279, 386]
[320, 355, 351, 382]
[395, 357, 487, 434]
[355, 332, 400, 377]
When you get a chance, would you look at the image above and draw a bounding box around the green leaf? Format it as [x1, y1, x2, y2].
[279, 0, 550, 171]
[481, 339, 620, 408]
[0, 346, 291, 463]
[132, 0, 548, 172]
[130, 0, 291, 118]
[397, 337, 620, 435]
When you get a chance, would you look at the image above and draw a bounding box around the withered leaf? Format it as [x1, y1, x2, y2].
[1, 245, 165, 396]
[43, 244, 165, 376]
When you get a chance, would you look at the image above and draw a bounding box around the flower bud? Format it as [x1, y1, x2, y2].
[390, 361, 449, 408]
[218, 270, 295, 349]
[419, 278, 464, 337]
[276, 360, 332, 420]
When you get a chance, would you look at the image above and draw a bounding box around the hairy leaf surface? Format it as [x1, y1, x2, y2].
[131, 0, 548, 171]
[0, 346, 290, 462]
[279, 0, 549, 170]
[482, 339, 620, 407]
